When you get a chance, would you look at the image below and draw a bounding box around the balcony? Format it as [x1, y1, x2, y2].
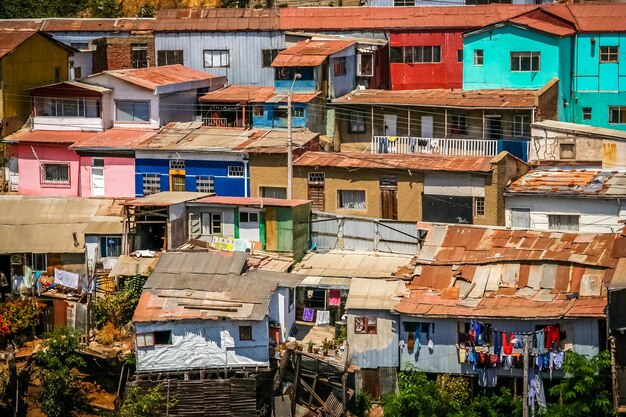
[371, 136, 530, 160]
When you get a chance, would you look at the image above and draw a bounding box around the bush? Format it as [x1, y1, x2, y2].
[92, 276, 143, 329]
[0, 298, 46, 336]
[34, 327, 87, 417]
[119, 385, 177, 417]
[351, 392, 372, 417]
[95, 322, 123, 345]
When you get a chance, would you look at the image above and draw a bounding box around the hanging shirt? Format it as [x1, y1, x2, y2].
[502, 332, 514, 355]
[536, 330, 546, 354]
[545, 324, 561, 349]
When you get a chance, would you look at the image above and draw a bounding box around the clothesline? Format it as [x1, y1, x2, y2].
[469, 319, 558, 337]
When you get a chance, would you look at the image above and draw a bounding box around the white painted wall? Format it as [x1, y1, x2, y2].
[424, 173, 486, 197]
[135, 318, 270, 372]
[32, 116, 104, 131]
[275, 286, 296, 342]
[70, 51, 93, 78]
[239, 208, 261, 242]
[85, 235, 119, 271]
[505, 195, 625, 233]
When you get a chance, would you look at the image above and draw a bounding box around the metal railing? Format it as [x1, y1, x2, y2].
[202, 117, 228, 127]
[371, 136, 499, 156]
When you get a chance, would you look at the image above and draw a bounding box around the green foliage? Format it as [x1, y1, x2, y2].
[90, 0, 123, 18]
[0, 298, 46, 336]
[119, 385, 177, 417]
[350, 392, 372, 417]
[0, 0, 89, 19]
[34, 327, 87, 417]
[383, 369, 444, 417]
[547, 351, 613, 417]
[93, 276, 144, 329]
[463, 387, 521, 417]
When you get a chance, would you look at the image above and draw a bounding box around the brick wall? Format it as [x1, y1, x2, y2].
[92, 35, 155, 73]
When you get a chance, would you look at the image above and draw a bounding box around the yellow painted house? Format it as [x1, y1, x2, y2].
[0, 30, 73, 137]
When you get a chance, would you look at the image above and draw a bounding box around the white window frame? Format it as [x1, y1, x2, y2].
[260, 186, 287, 199]
[349, 111, 366, 133]
[510, 51, 541, 72]
[474, 49, 484, 66]
[450, 114, 468, 135]
[196, 176, 214, 193]
[100, 236, 122, 258]
[157, 49, 184, 66]
[203, 49, 230, 68]
[338, 190, 366, 210]
[142, 173, 161, 195]
[513, 114, 529, 137]
[136, 332, 155, 348]
[202, 212, 223, 235]
[228, 165, 245, 177]
[582, 107, 592, 121]
[548, 214, 580, 231]
[474, 197, 485, 217]
[357, 53, 374, 77]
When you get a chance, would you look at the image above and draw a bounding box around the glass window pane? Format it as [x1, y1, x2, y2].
[133, 102, 150, 122]
[85, 100, 98, 117]
[520, 55, 531, 71]
[116, 101, 134, 121]
[433, 46, 441, 62]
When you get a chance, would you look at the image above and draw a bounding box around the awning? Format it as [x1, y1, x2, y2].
[298, 276, 352, 290]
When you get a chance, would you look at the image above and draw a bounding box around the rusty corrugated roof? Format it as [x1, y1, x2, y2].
[41, 18, 155, 32]
[505, 169, 626, 197]
[199, 85, 319, 104]
[3, 129, 96, 144]
[100, 64, 218, 90]
[69, 129, 157, 151]
[293, 151, 495, 173]
[333, 88, 537, 109]
[566, 3, 626, 33]
[154, 8, 280, 32]
[0, 30, 36, 59]
[507, 8, 577, 37]
[272, 40, 355, 67]
[394, 224, 621, 319]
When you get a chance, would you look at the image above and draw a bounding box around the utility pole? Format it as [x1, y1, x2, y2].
[287, 89, 293, 199]
[523, 334, 530, 417]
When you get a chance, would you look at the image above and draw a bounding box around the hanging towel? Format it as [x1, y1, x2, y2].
[502, 332, 514, 355]
[23, 266, 34, 289]
[315, 310, 330, 326]
[54, 268, 79, 289]
[302, 307, 315, 322]
[328, 289, 341, 306]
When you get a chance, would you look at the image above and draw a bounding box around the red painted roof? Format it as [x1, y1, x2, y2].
[333, 88, 537, 109]
[507, 8, 577, 37]
[566, 3, 626, 33]
[69, 129, 156, 151]
[294, 151, 495, 172]
[194, 196, 310, 208]
[0, 30, 36, 59]
[41, 18, 155, 32]
[272, 40, 355, 67]
[155, 8, 280, 32]
[280, 5, 536, 31]
[3, 130, 95, 144]
[102, 64, 218, 90]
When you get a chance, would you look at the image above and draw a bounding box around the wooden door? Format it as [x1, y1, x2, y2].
[380, 189, 398, 220]
[308, 184, 325, 211]
[171, 174, 186, 191]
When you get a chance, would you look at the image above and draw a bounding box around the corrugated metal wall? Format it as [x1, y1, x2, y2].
[49, 31, 129, 46]
[355, 368, 397, 399]
[311, 212, 421, 254]
[155, 31, 285, 86]
[348, 310, 399, 368]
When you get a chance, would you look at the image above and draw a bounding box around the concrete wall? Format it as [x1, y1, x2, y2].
[505, 195, 625, 233]
[135, 318, 270, 372]
[78, 155, 136, 198]
[529, 124, 604, 163]
[347, 310, 399, 368]
[16, 143, 79, 196]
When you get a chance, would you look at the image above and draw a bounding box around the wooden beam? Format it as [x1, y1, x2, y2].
[300, 379, 333, 414]
[292, 351, 301, 417]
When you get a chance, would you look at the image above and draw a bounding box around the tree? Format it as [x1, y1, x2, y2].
[548, 351, 613, 417]
[33, 327, 87, 417]
[0, 0, 89, 18]
[89, 0, 123, 18]
[383, 369, 448, 417]
[92, 275, 144, 329]
[119, 384, 177, 417]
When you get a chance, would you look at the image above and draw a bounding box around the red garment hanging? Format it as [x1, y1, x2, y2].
[502, 332, 514, 355]
[545, 324, 561, 349]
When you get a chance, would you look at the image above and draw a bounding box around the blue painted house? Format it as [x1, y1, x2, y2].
[134, 123, 256, 197]
[463, 4, 626, 131]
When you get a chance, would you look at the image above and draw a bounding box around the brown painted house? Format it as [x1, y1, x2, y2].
[251, 151, 528, 225]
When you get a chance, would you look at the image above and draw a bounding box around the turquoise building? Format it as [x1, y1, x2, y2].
[462, 6, 626, 131]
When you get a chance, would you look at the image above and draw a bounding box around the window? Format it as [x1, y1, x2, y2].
[609, 106, 626, 124]
[390, 46, 442, 64]
[548, 214, 579, 231]
[31, 254, 47, 272]
[239, 326, 252, 341]
[394, 0, 415, 5]
[41, 162, 70, 186]
[228, 165, 245, 177]
[154, 330, 172, 345]
[260, 186, 287, 199]
[380, 175, 397, 188]
[289, 287, 295, 312]
[357, 53, 374, 77]
[559, 143, 575, 160]
[157, 50, 184, 66]
[510, 52, 540, 72]
[169, 160, 185, 170]
[202, 212, 222, 235]
[100, 236, 122, 258]
[457, 49, 463, 63]
[136, 333, 154, 348]
[308, 172, 325, 184]
[390, 47, 404, 64]
[131, 44, 148, 68]
[474, 197, 485, 217]
[34, 97, 99, 118]
[93, 158, 104, 167]
[239, 211, 259, 223]
[276, 67, 301, 81]
[510, 208, 531, 229]
[54, 67, 61, 83]
[253, 106, 264, 117]
[203, 49, 230, 68]
[582, 107, 592, 120]
[333, 57, 347, 76]
[450, 114, 468, 135]
[600, 46, 619, 63]
[70, 42, 89, 50]
[142, 174, 161, 195]
[354, 316, 377, 334]
[116, 101, 150, 123]
[349, 111, 366, 133]
[196, 176, 214, 193]
[474, 49, 484, 66]
[262, 49, 280, 68]
[292, 107, 305, 118]
[338, 190, 366, 210]
[513, 114, 529, 137]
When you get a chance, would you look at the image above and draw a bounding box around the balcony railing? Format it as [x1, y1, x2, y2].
[202, 117, 228, 127]
[371, 136, 499, 156]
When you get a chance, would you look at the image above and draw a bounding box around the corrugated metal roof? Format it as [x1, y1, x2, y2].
[83, 221, 122, 235]
[0, 30, 36, 59]
[154, 8, 280, 32]
[237, 129, 320, 154]
[147, 251, 248, 281]
[124, 192, 210, 207]
[566, 3, 626, 33]
[506, 169, 626, 197]
[3, 130, 96, 144]
[345, 278, 408, 311]
[98, 64, 218, 91]
[293, 250, 413, 278]
[69, 129, 156, 151]
[333, 88, 538, 109]
[294, 151, 495, 173]
[394, 224, 621, 319]
[272, 40, 355, 67]
[192, 196, 310, 208]
[28, 80, 112, 95]
[199, 85, 319, 104]
[40, 18, 155, 32]
[138, 124, 255, 152]
[108, 254, 159, 277]
[0, 196, 122, 254]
